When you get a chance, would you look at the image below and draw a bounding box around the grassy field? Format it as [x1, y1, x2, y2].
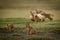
[0, 9, 60, 19]
[0, 18, 60, 40]
[0, 0, 60, 40]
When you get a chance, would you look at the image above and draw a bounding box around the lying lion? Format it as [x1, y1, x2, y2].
[36, 9, 54, 21]
[30, 10, 45, 22]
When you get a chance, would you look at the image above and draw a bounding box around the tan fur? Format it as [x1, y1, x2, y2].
[41, 12, 54, 20]
[6, 23, 14, 32]
[35, 9, 43, 14]
[35, 9, 54, 21]
[30, 10, 38, 22]
[30, 10, 45, 22]
[30, 11, 36, 21]
[35, 14, 45, 21]
[25, 23, 36, 35]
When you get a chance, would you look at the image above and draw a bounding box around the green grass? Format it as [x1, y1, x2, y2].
[0, 18, 60, 40]
[27, 37, 56, 40]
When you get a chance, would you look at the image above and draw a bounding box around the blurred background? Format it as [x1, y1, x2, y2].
[0, 0, 60, 19]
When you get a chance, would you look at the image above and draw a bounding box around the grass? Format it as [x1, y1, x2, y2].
[0, 18, 60, 40]
[27, 37, 56, 40]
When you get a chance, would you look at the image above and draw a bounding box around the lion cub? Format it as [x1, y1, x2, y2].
[6, 23, 14, 32]
[25, 23, 36, 35]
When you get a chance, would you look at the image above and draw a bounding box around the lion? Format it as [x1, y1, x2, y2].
[25, 23, 36, 35]
[30, 10, 36, 21]
[35, 13, 45, 21]
[35, 9, 54, 21]
[6, 23, 14, 32]
[30, 10, 45, 22]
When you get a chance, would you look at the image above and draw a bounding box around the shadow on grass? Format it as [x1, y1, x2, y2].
[27, 37, 56, 40]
